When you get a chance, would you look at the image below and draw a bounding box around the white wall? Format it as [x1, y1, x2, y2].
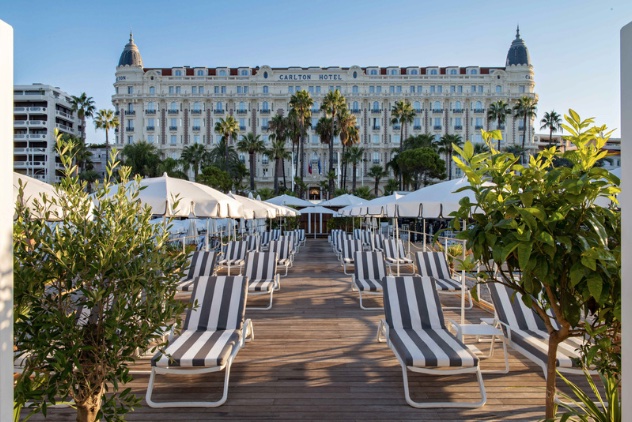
[621, 20, 631, 419]
[0, 19, 13, 422]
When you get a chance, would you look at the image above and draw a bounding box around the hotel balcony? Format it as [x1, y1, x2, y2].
[145, 109, 157, 115]
[413, 109, 422, 113]
[350, 109, 361, 114]
[14, 107, 47, 114]
[452, 109, 464, 113]
[473, 108, 485, 113]
[413, 125, 422, 130]
[239, 126, 246, 131]
[169, 126, 177, 131]
[393, 125, 401, 130]
[214, 109, 225, 114]
[125, 127, 134, 132]
[236, 110, 248, 115]
[371, 109, 381, 114]
[56, 123, 73, 132]
[146, 126, 155, 131]
[372, 126, 381, 131]
[475, 125, 484, 130]
[433, 125, 442, 130]
[126, 110, 136, 115]
[432, 109, 444, 113]
[191, 109, 202, 114]
[192, 126, 201, 131]
[261, 126, 269, 131]
[168, 110, 179, 114]
[259, 109, 270, 114]
[454, 125, 463, 130]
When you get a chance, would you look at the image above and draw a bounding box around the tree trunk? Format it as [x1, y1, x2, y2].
[399, 121, 404, 191]
[341, 144, 346, 190]
[282, 156, 287, 192]
[274, 157, 279, 194]
[549, 127, 553, 147]
[497, 118, 502, 150]
[522, 115, 527, 165]
[249, 152, 255, 191]
[545, 334, 562, 420]
[76, 391, 102, 422]
[352, 163, 357, 193]
[225, 135, 230, 171]
[105, 128, 109, 150]
[329, 137, 335, 196]
[374, 178, 379, 196]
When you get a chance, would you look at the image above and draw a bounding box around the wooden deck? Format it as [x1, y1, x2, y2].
[30, 238, 559, 421]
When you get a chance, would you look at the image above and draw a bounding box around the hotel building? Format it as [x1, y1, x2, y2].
[113, 29, 536, 195]
[13, 84, 82, 183]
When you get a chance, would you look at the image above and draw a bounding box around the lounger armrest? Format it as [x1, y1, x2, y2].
[244, 319, 255, 344]
[446, 319, 462, 338]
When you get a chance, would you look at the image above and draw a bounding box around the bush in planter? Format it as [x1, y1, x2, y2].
[13, 135, 187, 421]
[450, 111, 620, 419]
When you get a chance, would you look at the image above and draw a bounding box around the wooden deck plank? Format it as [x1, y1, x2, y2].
[24, 237, 574, 421]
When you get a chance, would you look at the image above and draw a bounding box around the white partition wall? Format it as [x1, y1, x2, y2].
[0, 19, 13, 422]
[621, 20, 631, 419]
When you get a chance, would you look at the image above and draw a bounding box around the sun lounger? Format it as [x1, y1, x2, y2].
[351, 251, 386, 310]
[414, 251, 473, 310]
[243, 251, 280, 310]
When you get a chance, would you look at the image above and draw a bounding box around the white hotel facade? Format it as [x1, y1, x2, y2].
[113, 29, 536, 194]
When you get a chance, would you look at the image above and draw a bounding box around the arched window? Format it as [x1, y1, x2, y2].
[193, 102, 201, 111]
[197, 70, 204, 76]
[450, 69, 457, 75]
[352, 85, 359, 94]
[496, 85, 502, 93]
[410, 69, 418, 75]
[455, 101, 462, 110]
[372, 101, 380, 111]
[175, 70, 182, 76]
[413, 101, 421, 111]
[219, 69, 227, 76]
[352, 101, 359, 111]
[240, 69, 249, 76]
[430, 69, 438, 75]
[149, 86, 155, 95]
[433, 101, 441, 110]
[239, 102, 246, 111]
[262, 101, 269, 111]
[370, 69, 378, 75]
[216, 101, 223, 111]
[262, 85, 269, 94]
[170, 102, 177, 111]
[475, 101, 482, 109]
[147, 102, 155, 112]
[390, 69, 398, 75]
[313, 101, 319, 110]
[470, 69, 478, 75]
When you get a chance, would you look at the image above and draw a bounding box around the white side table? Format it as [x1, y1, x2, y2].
[454, 322, 509, 374]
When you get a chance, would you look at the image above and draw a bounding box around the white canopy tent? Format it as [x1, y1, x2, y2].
[266, 194, 313, 208]
[13, 172, 63, 220]
[319, 194, 365, 208]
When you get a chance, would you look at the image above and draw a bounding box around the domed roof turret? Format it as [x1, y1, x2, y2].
[118, 32, 143, 67]
[506, 26, 531, 67]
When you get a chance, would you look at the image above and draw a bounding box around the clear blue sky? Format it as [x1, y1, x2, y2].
[2, 0, 631, 143]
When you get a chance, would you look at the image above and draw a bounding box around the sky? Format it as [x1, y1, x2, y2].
[2, 0, 631, 143]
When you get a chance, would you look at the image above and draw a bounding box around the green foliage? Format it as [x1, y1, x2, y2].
[384, 178, 399, 196]
[556, 370, 620, 422]
[121, 140, 161, 177]
[353, 186, 374, 200]
[326, 217, 361, 231]
[197, 165, 233, 192]
[256, 187, 274, 200]
[14, 134, 187, 421]
[397, 147, 446, 189]
[451, 110, 620, 418]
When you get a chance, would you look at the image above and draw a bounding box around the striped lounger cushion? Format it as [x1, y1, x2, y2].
[178, 251, 216, 292]
[152, 330, 241, 368]
[415, 252, 464, 291]
[244, 251, 276, 293]
[353, 251, 386, 292]
[383, 276, 478, 368]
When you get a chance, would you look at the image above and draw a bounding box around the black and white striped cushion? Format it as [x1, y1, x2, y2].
[244, 251, 277, 292]
[178, 251, 216, 291]
[353, 251, 386, 292]
[383, 239, 413, 264]
[260, 231, 271, 247]
[270, 229, 281, 241]
[243, 235, 260, 252]
[217, 241, 248, 266]
[415, 252, 464, 292]
[383, 276, 477, 368]
[152, 276, 247, 368]
[269, 239, 292, 262]
[353, 229, 362, 240]
[488, 282, 582, 369]
[371, 233, 385, 251]
[342, 240, 363, 263]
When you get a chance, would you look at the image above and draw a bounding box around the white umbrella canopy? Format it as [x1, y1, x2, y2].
[299, 205, 337, 215]
[266, 194, 313, 208]
[104, 173, 244, 218]
[228, 193, 279, 219]
[13, 173, 66, 220]
[342, 193, 407, 217]
[319, 194, 365, 208]
[264, 201, 301, 217]
[393, 178, 478, 218]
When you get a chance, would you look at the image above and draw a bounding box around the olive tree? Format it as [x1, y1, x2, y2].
[14, 135, 187, 421]
[451, 111, 620, 419]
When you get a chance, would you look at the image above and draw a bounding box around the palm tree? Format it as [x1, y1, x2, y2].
[180, 143, 209, 181]
[346, 146, 364, 193]
[404, 133, 434, 150]
[237, 133, 266, 191]
[487, 100, 511, 150]
[285, 111, 302, 180]
[513, 96, 538, 164]
[435, 134, 463, 180]
[71, 92, 96, 141]
[540, 110, 562, 147]
[288, 90, 313, 194]
[121, 141, 161, 177]
[338, 109, 358, 189]
[159, 157, 188, 180]
[265, 139, 290, 194]
[269, 114, 289, 188]
[315, 116, 337, 183]
[62, 133, 93, 173]
[208, 137, 239, 175]
[391, 100, 416, 190]
[94, 109, 119, 149]
[367, 165, 387, 197]
[322, 89, 347, 195]
[214, 116, 240, 171]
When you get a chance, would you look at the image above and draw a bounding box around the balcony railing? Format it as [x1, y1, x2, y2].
[454, 125, 463, 130]
[432, 109, 444, 113]
[413, 125, 422, 130]
[372, 126, 381, 130]
[371, 109, 382, 114]
[475, 125, 484, 130]
[236, 110, 248, 114]
[146, 126, 155, 131]
[452, 109, 464, 113]
[168, 110, 179, 114]
[55, 110, 73, 119]
[261, 126, 269, 131]
[393, 125, 401, 130]
[350, 109, 361, 114]
[311, 108, 321, 113]
[125, 127, 134, 132]
[214, 109, 225, 114]
[126, 110, 136, 115]
[433, 125, 442, 130]
[414, 109, 422, 113]
[473, 108, 485, 113]
[56, 123, 73, 132]
[239, 126, 246, 131]
[145, 109, 157, 115]
[260, 109, 270, 114]
[192, 126, 201, 131]
[191, 109, 202, 114]
[169, 126, 177, 131]
[14, 107, 47, 113]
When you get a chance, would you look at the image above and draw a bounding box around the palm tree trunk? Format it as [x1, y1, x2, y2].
[299, 132, 305, 197]
[274, 157, 280, 194]
[497, 118, 502, 150]
[352, 163, 357, 193]
[399, 122, 404, 191]
[225, 135, 230, 171]
[549, 126, 553, 147]
[341, 144, 346, 190]
[374, 178, 379, 196]
[249, 152, 255, 191]
[522, 115, 527, 165]
[105, 128, 109, 150]
[329, 119, 335, 196]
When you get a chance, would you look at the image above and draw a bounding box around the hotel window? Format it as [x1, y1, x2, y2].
[352, 101, 359, 111]
[311, 135, 319, 144]
[369, 86, 375, 94]
[376, 86, 382, 94]
[437, 86, 443, 93]
[389, 86, 395, 94]
[127, 86, 133, 94]
[169, 86, 174, 94]
[147, 135, 154, 143]
[413, 117, 421, 128]
[370, 69, 378, 75]
[127, 136, 133, 144]
[193, 102, 201, 111]
[393, 134, 400, 144]
[372, 134, 380, 144]
[457, 85, 463, 93]
[352, 85, 359, 94]
[239, 118, 246, 130]
[390, 69, 398, 75]
[450, 85, 456, 93]
[410, 86, 415, 93]
[315, 86, 321, 94]
[193, 118, 201, 128]
[417, 85, 423, 93]
[240, 69, 249, 76]
[216, 101, 223, 111]
[149, 86, 155, 95]
[214, 86, 219, 94]
[454, 101, 462, 110]
[429, 69, 438, 75]
[126, 120, 134, 130]
[262, 101, 269, 111]
[239, 154, 246, 163]
[147, 118, 155, 128]
[263, 85, 269, 94]
[372, 117, 381, 129]
[474, 101, 482, 110]
[313, 101, 319, 110]
[434, 117, 441, 128]
[288, 86, 294, 94]
[328, 86, 334, 92]
[433, 101, 441, 111]
[237, 86, 243, 94]
[471, 85, 476, 93]
[470, 69, 478, 75]
[262, 135, 269, 144]
[519, 85, 526, 93]
[197, 70, 204, 76]
[311, 117, 318, 127]
[239, 102, 246, 112]
[170, 102, 178, 111]
[429, 85, 435, 93]
[478, 85, 483, 93]
[194, 135, 200, 144]
[221, 86, 226, 94]
[127, 103, 134, 113]
[413, 101, 421, 112]
[170, 118, 177, 128]
[396, 86, 402, 93]
[455, 117, 462, 128]
[199, 86, 204, 94]
[409, 69, 419, 75]
[450, 69, 458, 75]
[475, 117, 483, 128]
[192, 86, 198, 95]
[147, 102, 156, 112]
[296, 86, 301, 92]
[372, 152, 380, 163]
[219, 69, 227, 76]
[372, 101, 380, 112]
[262, 118, 269, 128]
[308, 86, 314, 94]
[175, 86, 181, 94]
[496, 85, 502, 93]
[170, 135, 177, 145]
[175, 70, 182, 76]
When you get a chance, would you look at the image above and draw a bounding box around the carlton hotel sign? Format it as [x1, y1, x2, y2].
[278, 73, 344, 81]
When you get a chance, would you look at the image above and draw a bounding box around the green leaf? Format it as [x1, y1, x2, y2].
[569, 262, 585, 287]
[586, 274, 603, 300]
